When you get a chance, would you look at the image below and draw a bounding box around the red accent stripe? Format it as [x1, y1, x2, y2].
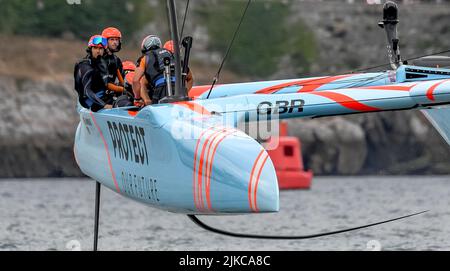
[189, 75, 355, 97]
[253, 153, 269, 213]
[128, 110, 138, 117]
[188, 85, 218, 99]
[256, 77, 326, 94]
[426, 81, 448, 101]
[174, 101, 211, 116]
[205, 129, 236, 211]
[89, 112, 120, 193]
[297, 75, 354, 93]
[193, 127, 216, 210]
[197, 129, 224, 211]
[309, 91, 380, 112]
[255, 75, 355, 95]
[202, 129, 227, 211]
[248, 150, 265, 211]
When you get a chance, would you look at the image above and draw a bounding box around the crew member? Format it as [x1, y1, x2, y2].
[74, 35, 113, 111]
[101, 27, 125, 95]
[163, 40, 194, 91]
[133, 35, 175, 105]
[122, 60, 136, 94]
[134, 54, 150, 106]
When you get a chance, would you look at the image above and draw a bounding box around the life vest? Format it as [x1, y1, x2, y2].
[143, 48, 175, 88]
[102, 54, 123, 84]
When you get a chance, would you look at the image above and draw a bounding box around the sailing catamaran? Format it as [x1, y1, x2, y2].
[73, 1, 450, 249]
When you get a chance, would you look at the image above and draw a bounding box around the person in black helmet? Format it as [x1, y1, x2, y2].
[74, 35, 113, 111]
[132, 35, 175, 106]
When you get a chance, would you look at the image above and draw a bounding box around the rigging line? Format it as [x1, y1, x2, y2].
[271, 48, 450, 93]
[351, 49, 450, 73]
[340, 73, 390, 89]
[402, 48, 450, 63]
[282, 49, 450, 92]
[299, 73, 387, 88]
[206, 0, 252, 99]
[203, 71, 388, 99]
[265, 73, 390, 95]
[188, 210, 428, 240]
[180, 0, 190, 39]
[196, 3, 447, 98]
[281, 48, 450, 94]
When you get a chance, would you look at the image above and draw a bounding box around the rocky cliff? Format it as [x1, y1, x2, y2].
[288, 111, 450, 175]
[283, 2, 450, 175]
[0, 75, 82, 177]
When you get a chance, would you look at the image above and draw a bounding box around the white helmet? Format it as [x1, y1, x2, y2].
[141, 35, 162, 53]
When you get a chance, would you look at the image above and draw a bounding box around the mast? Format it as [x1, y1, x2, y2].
[166, 0, 188, 100]
[378, 1, 402, 70]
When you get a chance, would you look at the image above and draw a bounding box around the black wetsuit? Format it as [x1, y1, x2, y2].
[74, 57, 113, 112]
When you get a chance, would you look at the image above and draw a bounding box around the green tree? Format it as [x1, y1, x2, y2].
[0, 0, 153, 40]
[196, 1, 317, 78]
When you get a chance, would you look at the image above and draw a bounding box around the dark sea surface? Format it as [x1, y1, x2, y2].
[0, 176, 449, 251]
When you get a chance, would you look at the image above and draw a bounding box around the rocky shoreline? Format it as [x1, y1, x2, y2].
[0, 75, 82, 177]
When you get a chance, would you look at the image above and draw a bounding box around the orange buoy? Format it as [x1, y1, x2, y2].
[265, 122, 313, 190]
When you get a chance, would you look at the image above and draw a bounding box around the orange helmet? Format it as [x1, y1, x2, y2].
[164, 40, 174, 53]
[125, 72, 135, 85]
[122, 61, 136, 72]
[102, 27, 122, 39]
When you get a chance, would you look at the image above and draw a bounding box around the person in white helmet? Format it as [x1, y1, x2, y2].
[132, 35, 175, 106]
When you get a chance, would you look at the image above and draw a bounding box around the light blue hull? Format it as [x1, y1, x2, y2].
[74, 105, 279, 214]
[74, 65, 450, 214]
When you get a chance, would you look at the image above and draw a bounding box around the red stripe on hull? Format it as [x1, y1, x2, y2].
[310, 91, 380, 112]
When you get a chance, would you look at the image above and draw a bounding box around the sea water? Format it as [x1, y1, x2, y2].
[0, 176, 449, 251]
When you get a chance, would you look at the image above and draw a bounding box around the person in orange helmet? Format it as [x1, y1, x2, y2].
[123, 61, 136, 72]
[101, 27, 126, 96]
[164, 40, 194, 91]
[163, 40, 174, 53]
[122, 60, 136, 94]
